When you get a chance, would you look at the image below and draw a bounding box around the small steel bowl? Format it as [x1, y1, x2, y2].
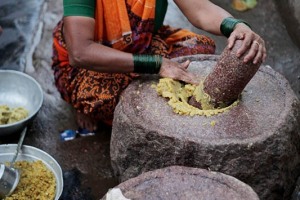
[0, 144, 63, 199]
[0, 70, 43, 135]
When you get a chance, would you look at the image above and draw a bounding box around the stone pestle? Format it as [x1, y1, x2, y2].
[189, 39, 262, 109]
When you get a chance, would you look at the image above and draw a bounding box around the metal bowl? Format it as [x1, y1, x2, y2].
[0, 70, 43, 135]
[0, 144, 63, 200]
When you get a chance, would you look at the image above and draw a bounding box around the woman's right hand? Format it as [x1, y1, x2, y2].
[159, 58, 199, 85]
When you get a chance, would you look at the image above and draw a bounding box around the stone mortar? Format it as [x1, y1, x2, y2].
[110, 55, 300, 200]
[101, 166, 259, 200]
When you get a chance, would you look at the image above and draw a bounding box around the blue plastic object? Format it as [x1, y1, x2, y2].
[60, 129, 77, 141]
[60, 128, 95, 141]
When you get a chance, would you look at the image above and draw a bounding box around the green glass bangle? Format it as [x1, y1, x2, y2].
[133, 54, 162, 74]
[220, 17, 251, 38]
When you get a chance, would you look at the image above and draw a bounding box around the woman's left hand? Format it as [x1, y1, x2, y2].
[227, 23, 267, 64]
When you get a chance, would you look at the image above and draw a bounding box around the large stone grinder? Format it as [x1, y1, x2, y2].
[110, 42, 300, 199]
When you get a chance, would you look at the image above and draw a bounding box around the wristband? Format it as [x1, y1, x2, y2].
[220, 17, 251, 38]
[133, 54, 162, 74]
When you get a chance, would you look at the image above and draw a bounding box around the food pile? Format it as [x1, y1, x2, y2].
[4, 160, 56, 200]
[154, 78, 238, 117]
[0, 105, 28, 125]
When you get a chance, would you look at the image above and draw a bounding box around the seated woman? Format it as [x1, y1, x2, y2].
[52, 0, 266, 132]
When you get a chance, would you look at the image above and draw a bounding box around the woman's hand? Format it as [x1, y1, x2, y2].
[227, 23, 267, 64]
[159, 58, 199, 85]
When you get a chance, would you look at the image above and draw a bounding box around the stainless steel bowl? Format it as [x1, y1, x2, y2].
[0, 144, 63, 200]
[0, 70, 43, 135]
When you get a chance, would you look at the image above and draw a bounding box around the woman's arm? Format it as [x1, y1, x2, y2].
[174, 0, 267, 64]
[63, 16, 198, 84]
[174, 0, 231, 35]
[63, 16, 134, 73]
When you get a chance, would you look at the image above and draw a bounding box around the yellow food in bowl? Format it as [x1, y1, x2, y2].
[4, 160, 56, 200]
[0, 105, 28, 125]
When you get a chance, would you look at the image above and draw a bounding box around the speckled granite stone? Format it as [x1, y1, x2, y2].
[102, 166, 259, 200]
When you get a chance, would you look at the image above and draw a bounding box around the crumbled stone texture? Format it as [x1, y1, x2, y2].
[102, 166, 259, 200]
[111, 55, 300, 200]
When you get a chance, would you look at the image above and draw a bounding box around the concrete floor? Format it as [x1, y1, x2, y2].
[0, 0, 300, 199]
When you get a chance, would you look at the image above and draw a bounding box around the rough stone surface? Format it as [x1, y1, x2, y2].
[111, 55, 300, 200]
[275, 0, 300, 49]
[102, 166, 259, 200]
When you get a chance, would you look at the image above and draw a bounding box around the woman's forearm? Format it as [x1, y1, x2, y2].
[174, 0, 232, 35]
[71, 42, 134, 73]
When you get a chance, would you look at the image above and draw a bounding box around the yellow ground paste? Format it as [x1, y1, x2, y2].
[5, 160, 56, 200]
[0, 105, 29, 125]
[153, 78, 239, 117]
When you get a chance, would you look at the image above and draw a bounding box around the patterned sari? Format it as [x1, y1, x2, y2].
[52, 0, 215, 125]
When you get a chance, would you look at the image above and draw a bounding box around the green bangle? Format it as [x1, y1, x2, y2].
[220, 17, 251, 38]
[133, 54, 162, 74]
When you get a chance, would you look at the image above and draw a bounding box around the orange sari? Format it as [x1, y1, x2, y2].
[52, 0, 215, 126]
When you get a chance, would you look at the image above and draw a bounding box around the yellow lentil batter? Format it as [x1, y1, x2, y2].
[0, 105, 28, 125]
[4, 160, 56, 200]
[154, 78, 238, 116]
